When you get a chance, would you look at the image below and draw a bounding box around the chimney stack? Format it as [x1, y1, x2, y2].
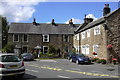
[33, 18, 37, 25]
[51, 19, 57, 26]
[84, 14, 93, 23]
[103, 4, 111, 16]
[69, 19, 73, 26]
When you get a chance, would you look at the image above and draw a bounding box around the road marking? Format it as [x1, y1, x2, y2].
[39, 60, 56, 62]
[27, 64, 119, 78]
[26, 69, 39, 73]
[58, 75, 70, 78]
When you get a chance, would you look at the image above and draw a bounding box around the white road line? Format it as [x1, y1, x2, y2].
[26, 69, 39, 73]
[58, 75, 70, 78]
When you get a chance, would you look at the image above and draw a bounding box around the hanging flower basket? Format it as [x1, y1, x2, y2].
[107, 44, 112, 49]
[92, 52, 97, 55]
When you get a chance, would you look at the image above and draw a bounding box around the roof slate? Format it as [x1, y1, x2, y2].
[8, 23, 79, 34]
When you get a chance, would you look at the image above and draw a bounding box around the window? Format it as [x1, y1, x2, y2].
[43, 46, 48, 54]
[23, 46, 28, 53]
[81, 45, 86, 54]
[13, 34, 19, 42]
[23, 34, 28, 42]
[64, 35, 69, 42]
[86, 45, 89, 55]
[64, 46, 69, 53]
[76, 34, 79, 40]
[81, 31, 85, 39]
[81, 45, 89, 55]
[93, 45, 99, 54]
[87, 29, 90, 37]
[94, 25, 101, 35]
[43, 35, 49, 42]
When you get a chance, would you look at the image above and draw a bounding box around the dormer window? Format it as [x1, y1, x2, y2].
[43, 34, 49, 42]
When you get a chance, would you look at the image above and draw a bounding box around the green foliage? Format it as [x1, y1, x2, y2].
[3, 42, 15, 53]
[48, 45, 57, 54]
[91, 57, 99, 62]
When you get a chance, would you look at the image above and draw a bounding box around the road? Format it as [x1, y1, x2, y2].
[1, 59, 119, 80]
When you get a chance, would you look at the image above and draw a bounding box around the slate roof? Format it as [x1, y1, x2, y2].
[75, 8, 120, 33]
[8, 23, 79, 34]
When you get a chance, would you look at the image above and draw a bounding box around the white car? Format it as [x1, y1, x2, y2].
[0, 53, 25, 77]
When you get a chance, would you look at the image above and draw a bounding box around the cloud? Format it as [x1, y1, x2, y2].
[66, 18, 83, 24]
[86, 14, 97, 21]
[0, 0, 46, 22]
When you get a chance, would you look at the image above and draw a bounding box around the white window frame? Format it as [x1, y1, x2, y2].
[87, 29, 90, 37]
[81, 31, 85, 39]
[86, 44, 89, 55]
[76, 34, 80, 40]
[22, 34, 28, 42]
[94, 25, 101, 35]
[13, 34, 19, 42]
[43, 34, 49, 42]
[43, 46, 49, 54]
[93, 45, 99, 54]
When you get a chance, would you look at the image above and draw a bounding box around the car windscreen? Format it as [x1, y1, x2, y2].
[77, 54, 85, 57]
[1, 55, 21, 62]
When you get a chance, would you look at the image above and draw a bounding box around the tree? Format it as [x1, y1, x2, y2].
[3, 42, 15, 53]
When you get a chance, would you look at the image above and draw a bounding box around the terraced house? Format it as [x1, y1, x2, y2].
[75, 4, 120, 63]
[8, 19, 79, 56]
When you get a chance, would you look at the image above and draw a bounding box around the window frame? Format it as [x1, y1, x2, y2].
[87, 29, 90, 37]
[81, 31, 85, 39]
[22, 45, 28, 53]
[22, 34, 28, 42]
[43, 46, 49, 54]
[13, 34, 19, 42]
[63, 35, 69, 42]
[43, 34, 49, 42]
[94, 25, 101, 35]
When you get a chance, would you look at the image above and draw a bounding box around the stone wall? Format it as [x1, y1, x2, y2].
[106, 9, 120, 62]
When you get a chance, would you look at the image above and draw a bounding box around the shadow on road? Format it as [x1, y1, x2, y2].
[1, 73, 38, 80]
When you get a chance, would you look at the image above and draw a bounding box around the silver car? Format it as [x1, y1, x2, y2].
[0, 53, 25, 77]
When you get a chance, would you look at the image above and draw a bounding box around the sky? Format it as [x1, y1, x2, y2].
[0, 0, 119, 24]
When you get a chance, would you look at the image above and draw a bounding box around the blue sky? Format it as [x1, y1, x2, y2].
[0, 1, 119, 24]
[29, 2, 118, 23]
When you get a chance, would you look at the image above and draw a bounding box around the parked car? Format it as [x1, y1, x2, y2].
[69, 53, 91, 64]
[0, 53, 25, 77]
[21, 53, 34, 61]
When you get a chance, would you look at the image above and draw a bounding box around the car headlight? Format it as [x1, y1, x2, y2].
[78, 58, 83, 61]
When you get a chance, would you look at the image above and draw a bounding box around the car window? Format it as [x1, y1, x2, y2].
[77, 54, 85, 57]
[1, 55, 21, 62]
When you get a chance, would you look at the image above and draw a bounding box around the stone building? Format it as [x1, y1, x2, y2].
[8, 19, 79, 56]
[75, 4, 120, 62]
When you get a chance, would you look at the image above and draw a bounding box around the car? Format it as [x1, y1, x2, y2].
[21, 53, 34, 61]
[0, 53, 25, 77]
[69, 53, 91, 64]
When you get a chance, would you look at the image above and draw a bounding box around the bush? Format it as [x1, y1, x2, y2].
[91, 57, 99, 62]
[3, 42, 14, 53]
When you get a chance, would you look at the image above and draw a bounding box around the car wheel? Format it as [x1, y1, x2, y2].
[70, 58, 73, 62]
[76, 60, 79, 64]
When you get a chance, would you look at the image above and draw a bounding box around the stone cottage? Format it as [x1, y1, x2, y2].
[8, 19, 79, 57]
[75, 4, 120, 63]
